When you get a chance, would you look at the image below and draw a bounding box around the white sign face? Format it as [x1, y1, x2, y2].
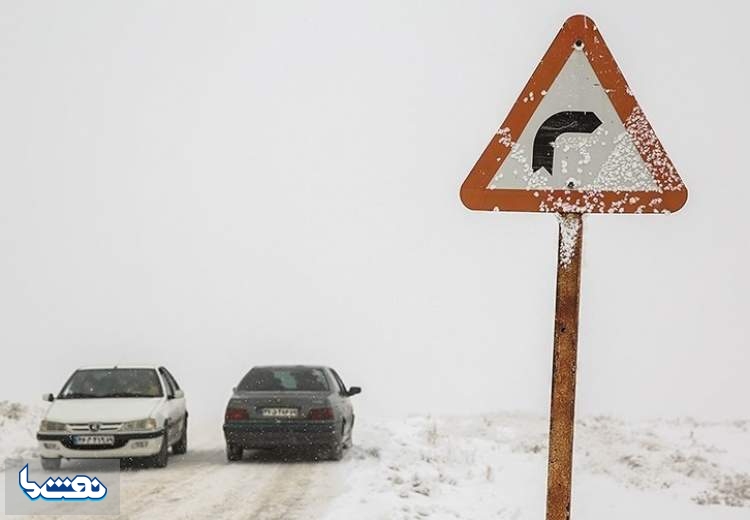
[488, 48, 657, 192]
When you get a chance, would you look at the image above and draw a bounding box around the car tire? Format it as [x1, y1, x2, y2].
[328, 440, 344, 461]
[172, 415, 188, 455]
[343, 421, 353, 450]
[151, 430, 169, 468]
[226, 443, 243, 462]
[40, 457, 61, 471]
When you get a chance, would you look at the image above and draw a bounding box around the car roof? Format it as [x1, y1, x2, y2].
[252, 365, 328, 371]
[76, 365, 161, 371]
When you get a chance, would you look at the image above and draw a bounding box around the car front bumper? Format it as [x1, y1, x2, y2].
[36, 430, 164, 459]
[223, 421, 338, 449]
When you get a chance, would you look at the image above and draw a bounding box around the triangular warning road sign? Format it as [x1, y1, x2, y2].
[460, 15, 687, 214]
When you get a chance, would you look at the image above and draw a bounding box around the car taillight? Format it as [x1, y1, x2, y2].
[307, 407, 335, 421]
[225, 408, 249, 422]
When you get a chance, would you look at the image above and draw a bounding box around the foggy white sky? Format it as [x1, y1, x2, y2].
[0, 1, 747, 425]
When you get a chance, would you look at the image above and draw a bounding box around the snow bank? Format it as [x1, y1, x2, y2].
[0, 401, 45, 469]
[575, 416, 750, 507]
[334, 414, 549, 519]
[331, 414, 750, 519]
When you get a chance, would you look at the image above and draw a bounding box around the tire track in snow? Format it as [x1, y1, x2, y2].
[123, 449, 341, 519]
[244, 464, 316, 520]
[119, 448, 236, 518]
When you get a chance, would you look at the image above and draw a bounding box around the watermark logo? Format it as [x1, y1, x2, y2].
[19, 464, 107, 501]
[4, 458, 120, 515]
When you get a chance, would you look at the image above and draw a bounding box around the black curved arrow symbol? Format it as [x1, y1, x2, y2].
[532, 111, 602, 175]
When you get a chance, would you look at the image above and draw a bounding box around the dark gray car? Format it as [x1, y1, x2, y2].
[222, 365, 361, 461]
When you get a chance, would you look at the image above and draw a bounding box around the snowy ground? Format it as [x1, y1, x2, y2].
[1, 401, 749, 519]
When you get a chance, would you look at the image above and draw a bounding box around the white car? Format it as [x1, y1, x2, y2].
[37, 365, 188, 470]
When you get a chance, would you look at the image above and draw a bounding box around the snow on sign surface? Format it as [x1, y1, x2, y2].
[460, 14, 688, 214]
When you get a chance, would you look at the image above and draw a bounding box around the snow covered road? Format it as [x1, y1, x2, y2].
[2, 435, 344, 520]
[0, 401, 345, 520]
[115, 447, 341, 520]
[3, 451, 342, 520]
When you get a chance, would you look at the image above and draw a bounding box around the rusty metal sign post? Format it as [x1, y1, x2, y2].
[460, 14, 688, 520]
[546, 213, 583, 520]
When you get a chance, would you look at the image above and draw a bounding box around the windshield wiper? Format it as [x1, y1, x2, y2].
[59, 392, 97, 399]
[105, 392, 159, 398]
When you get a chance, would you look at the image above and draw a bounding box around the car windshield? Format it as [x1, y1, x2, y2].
[237, 368, 329, 392]
[59, 369, 163, 399]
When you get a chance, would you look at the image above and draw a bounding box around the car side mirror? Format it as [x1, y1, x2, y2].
[42, 393, 54, 402]
[172, 389, 185, 399]
[347, 386, 362, 397]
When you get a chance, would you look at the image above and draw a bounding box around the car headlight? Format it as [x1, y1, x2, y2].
[120, 418, 158, 431]
[39, 420, 67, 432]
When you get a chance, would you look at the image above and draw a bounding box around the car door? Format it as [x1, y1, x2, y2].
[158, 367, 184, 444]
[330, 369, 354, 436]
[164, 367, 188, 433]
[163, 367, 187, 437]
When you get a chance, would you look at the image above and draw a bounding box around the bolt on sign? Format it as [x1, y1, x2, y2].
[459, 14, 687, 520]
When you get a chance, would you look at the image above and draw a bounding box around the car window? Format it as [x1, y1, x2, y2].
[59, 369, 163, 399]
[330, 369, 347, 394]
[158, 367, 175, 398]
[237, 368, 330, 392]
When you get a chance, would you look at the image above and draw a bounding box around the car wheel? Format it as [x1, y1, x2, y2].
[343, 421, 353, 449]
[226, 443, 243, 462]
[328, 440, 344, 461]
[151, 430, 169, 468]
[40, 457, 61, 471]
[172, 415, 188, 455]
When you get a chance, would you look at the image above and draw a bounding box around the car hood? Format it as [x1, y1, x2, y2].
[45, 398, 162, 423]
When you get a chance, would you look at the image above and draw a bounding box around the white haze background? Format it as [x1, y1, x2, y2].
[0, 0, 747, 427]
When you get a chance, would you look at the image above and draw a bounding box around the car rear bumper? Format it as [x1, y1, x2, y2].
[223, 421, 338, 448]
[36, 430, 164, 459]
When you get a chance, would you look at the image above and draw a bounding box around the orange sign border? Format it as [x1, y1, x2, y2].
[460, 14, 688, 214]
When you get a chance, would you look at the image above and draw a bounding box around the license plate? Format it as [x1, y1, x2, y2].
[260, 408, 298, 418]
[73, 435, 115, 446]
